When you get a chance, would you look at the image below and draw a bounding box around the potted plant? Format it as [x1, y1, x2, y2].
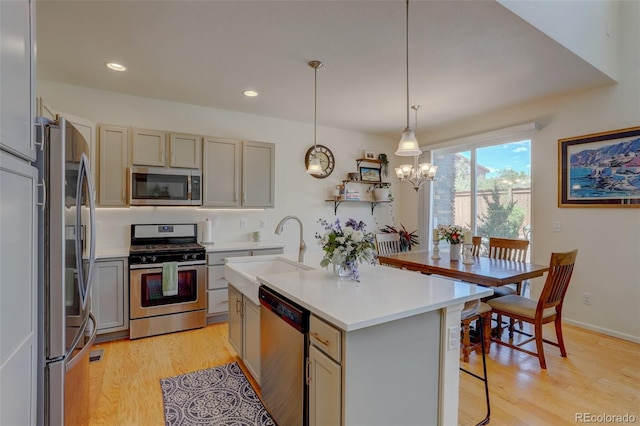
[377, 153, 389, 177]
[380, 224, 418, 252]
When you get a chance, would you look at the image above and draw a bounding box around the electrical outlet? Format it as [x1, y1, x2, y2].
[447, 326, 460, 351]
[259, 219, 266, 229]
[240, 219, 247, 229]
[553, 222, 562, 233]
[582, 293, 592, 305]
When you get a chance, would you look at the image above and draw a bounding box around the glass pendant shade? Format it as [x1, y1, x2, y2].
[306, 155, 323, 174]
[395, 127, 421, 156]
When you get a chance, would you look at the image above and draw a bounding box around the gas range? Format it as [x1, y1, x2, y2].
[128, 223, 207, 339]
[129, 224, 206, 265]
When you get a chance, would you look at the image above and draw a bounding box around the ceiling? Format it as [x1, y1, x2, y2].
[35, 0, 613, 139]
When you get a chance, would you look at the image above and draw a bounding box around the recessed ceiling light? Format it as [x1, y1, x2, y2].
[105, 62, 126, 72]
[243, 90, 259, 97]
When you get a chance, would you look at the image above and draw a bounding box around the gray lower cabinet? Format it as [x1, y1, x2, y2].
[228, 284, 243, 356]
[207, 250, 250, 318]
[91, 258, 129, 334]
[308, 315, 342, 426]
[227, 284, 261, 385]
[207, 247, 284, 318]
[223, 247, 284, 385]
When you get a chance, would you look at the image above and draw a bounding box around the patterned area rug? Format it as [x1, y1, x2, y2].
[160, 362, 275, 426]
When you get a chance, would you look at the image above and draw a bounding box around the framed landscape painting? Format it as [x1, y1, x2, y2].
[360, 166, 381, 182]
[558, 126, 640, 207]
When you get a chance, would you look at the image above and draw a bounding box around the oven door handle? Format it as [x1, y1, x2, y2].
[129, 260, 205, 270]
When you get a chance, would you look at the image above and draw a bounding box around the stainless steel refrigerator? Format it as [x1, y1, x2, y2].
[36, 116, 97, 426]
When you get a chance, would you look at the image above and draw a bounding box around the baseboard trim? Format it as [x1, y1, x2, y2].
[563, 318, 640, 344]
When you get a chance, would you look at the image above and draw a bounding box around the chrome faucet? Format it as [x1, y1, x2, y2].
[275, 215, 306, 263]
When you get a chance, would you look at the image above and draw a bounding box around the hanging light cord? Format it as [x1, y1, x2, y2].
[307, 60, 323, 156]
[314, 61, 318, 153]
[405, 0, 410, 130]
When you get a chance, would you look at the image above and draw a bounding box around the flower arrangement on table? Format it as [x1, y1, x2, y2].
[436, 224, 466, 244]
[316, 218, 377, 281]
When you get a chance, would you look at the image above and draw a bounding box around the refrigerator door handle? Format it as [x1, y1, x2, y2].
[75, 153, 97, 311]
[83, 153, 97, 309]
[65, 312, 97, 372]
[37, 178, 46, 211]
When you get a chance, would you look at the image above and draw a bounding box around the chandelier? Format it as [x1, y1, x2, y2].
[395, 105, 438, 191]
[394, 0, 437, 191]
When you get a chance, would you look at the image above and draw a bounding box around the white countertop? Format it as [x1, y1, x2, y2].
[95, 247, 130, 259]
[229, 252, 493, 332]
[203, 241, 285, 252]
[93, 241, 285, 259]
[259, 265, 492, 331]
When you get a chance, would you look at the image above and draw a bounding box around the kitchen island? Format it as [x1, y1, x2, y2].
[230, 255, 492, 426]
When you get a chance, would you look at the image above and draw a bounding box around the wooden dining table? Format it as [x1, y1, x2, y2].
[377, 250, 550, 289]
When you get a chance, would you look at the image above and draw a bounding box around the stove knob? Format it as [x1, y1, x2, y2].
[192, 253, 197, 259]
[183, 254, 188, 260]
[151, 256, 157, 262]
[141, 256, 147, 263]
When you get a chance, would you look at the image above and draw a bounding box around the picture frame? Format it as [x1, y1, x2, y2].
[558, 126, 640, 207]
[363, 150, 376, 160]
[360, 166, 381, 182]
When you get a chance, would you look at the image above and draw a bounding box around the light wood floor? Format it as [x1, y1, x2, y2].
[88, 322, 639, 426]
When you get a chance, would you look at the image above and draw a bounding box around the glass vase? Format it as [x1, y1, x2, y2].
[334, 262, 358, 279]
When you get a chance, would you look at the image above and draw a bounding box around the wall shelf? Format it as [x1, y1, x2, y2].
[325, 199, 391, 215]
[341, 179, 389, 187]
[327, 159, 391, 215]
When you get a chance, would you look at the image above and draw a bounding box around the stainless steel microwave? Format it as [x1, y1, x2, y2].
[129, 167, 201, 206]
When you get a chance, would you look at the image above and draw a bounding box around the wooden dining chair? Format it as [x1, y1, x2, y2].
[375, 233, 402, 265]
[487, 249, 578, 369]
[486, 237, 530, 298]
[471, 236, 482, 256]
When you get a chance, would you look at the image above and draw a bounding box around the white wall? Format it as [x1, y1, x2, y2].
[417, 1, 640, 342]
[37, 80, 398, 256]
[499, 0, 620, 81]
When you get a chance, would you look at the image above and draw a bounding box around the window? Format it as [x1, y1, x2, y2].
[429, 139, 532, 254]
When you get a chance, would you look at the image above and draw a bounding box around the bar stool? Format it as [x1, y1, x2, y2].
[460, 299, 491, 426]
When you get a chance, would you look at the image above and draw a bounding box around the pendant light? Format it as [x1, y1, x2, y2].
[306, 60, 324, 174]
[395, 105, 438, 190]
[395, 0, 421, 157]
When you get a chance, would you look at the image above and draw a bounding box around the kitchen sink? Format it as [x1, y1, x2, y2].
[224, 256, 314, 304]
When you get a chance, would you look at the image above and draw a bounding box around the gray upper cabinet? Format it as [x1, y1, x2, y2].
[242, 141, 275, 208]
[130, 128, 201, 169]
[0, 0, 35, 161]
[202, 138, 275, 208]
[130, 127, 166, 166]
[202, 137, 241, 207]
[169, 133, 201, 169]
[98, 125, 128, 206]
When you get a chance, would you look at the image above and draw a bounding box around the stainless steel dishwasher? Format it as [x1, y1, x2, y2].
[259, 285, 310, 426]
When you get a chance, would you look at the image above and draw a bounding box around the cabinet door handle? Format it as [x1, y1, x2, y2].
[310, 331, 330, 346]
[305, 357, 311, 385]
